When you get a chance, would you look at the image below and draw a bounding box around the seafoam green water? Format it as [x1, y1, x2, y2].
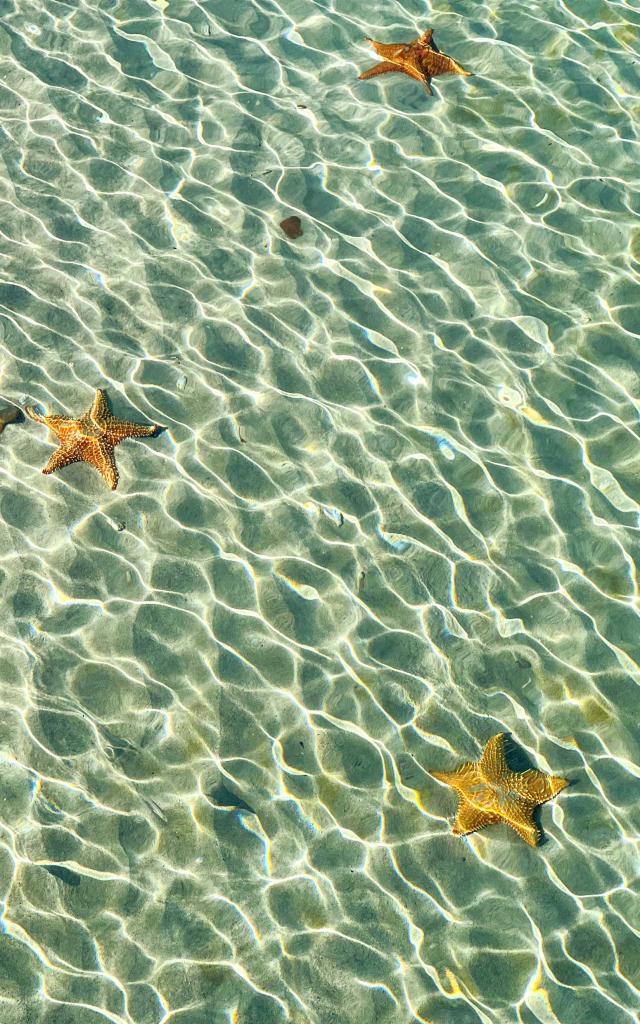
[0, 0, 638, 1022]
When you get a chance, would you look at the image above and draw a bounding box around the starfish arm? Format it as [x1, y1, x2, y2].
[399, 62, 428, 84]
[420, 29, 434, 46]
[92, 439, 119, 489]
[431, 762, 477, 793]
[428, 51, 473, 77]
[424, 77, 433, 96]
[92, 389, 158, 443]
[508, 768, 569, 804]
[452, 798, 500, 837]
[108, 419, 158, 444]
[47, 419, 87, 444]
[366, 38, 408, 62]
[359, 61, 405, 80]
[546, 774, 570, 798]
[25, 406, 79, 438]
[90, 388, 110, 423]
[501, 799, 540, 847]
[24, 404, 47, 425]
[42, 439, 92, 476]
[480, 733, 509, 780]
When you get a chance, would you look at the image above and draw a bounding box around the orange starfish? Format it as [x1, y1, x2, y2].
[359, 29, 472, 96]
[430, 734, 569, 846]
[25, 388, 160, 490]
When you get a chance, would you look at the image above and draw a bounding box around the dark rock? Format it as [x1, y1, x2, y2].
[280, 215, 303, 239]
[0, 405, 22, 434]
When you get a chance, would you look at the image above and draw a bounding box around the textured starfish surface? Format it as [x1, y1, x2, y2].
[25, 388, 160, 490]
[359, 28, 472, 96]
[431, 734, 569, 846]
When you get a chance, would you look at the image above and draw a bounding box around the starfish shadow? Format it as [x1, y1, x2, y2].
[502, 731, 574, 846]
[501, 731, 534, 773]
[206, 780, 256, 816]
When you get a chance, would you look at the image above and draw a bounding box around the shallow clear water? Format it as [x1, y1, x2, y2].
[0, 0, 639, 1022]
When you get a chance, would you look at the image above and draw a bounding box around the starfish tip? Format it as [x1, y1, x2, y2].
[551, 776, 570, 795]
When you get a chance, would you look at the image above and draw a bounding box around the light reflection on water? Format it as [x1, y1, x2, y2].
[0, 0, 638, 1022]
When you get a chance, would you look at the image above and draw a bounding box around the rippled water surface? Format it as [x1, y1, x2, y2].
[0, 0, 639, 1021]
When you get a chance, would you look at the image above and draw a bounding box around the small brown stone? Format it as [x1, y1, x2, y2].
[0, 405, 21, 434]
[280, 215, 303, 239]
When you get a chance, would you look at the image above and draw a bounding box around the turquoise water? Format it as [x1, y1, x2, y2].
[0, 0, 639, 1021]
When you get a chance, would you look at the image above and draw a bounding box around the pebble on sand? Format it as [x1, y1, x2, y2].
[0, 405, 22, 434]
[280, 215, 303, 239]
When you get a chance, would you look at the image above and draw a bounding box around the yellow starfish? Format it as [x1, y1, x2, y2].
[25, 388, 161, 490]
[431, 733, 569, 846]
[359, 28, 473, 96]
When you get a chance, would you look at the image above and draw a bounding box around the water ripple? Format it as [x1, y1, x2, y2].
[0, 0, 638, 1022]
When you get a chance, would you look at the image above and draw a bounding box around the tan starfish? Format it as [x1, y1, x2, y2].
[431, 733, 569, 846]
[25, 388, 160, 490]
[359, 29, 472, 96]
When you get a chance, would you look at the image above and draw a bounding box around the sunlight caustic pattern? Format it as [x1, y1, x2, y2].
[0, 0, 638, 1022]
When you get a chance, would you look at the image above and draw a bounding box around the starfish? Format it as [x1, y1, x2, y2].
[359, 29, 472, 96]
[430, 733, 569, 846]
[25, 388, 160, 490]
